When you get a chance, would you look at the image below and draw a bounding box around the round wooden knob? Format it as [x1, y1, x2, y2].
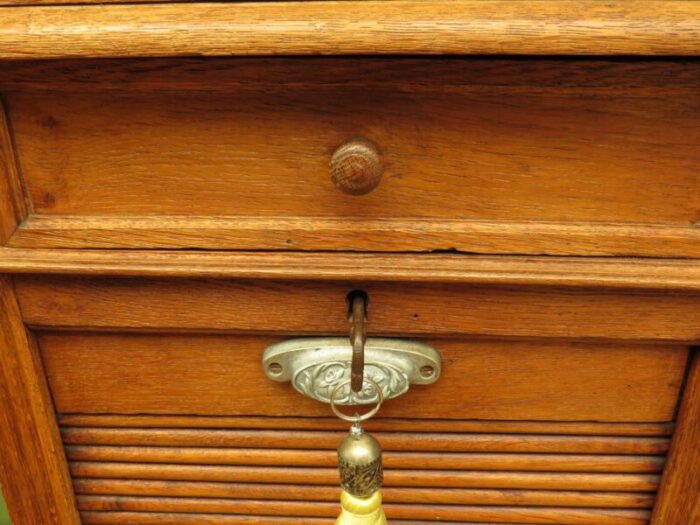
[330, 139, 383, 196]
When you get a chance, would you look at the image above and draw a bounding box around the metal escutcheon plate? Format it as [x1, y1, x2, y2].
[262, 338, 441, 405]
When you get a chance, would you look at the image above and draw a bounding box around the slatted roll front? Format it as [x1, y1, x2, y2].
[61, 416, 670, 524]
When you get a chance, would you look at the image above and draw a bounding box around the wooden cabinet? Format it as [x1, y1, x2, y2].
[0, 2, 699, 524]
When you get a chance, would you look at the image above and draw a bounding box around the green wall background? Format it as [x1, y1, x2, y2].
[0, 491, 11, 525]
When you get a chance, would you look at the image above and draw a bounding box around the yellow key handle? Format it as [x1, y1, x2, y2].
[335, 490, 387, 525]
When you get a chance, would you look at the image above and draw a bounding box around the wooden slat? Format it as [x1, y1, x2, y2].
[75, 497, 651, 524]
[61, 428, 670, 455]
[57, 415, 676, 436]
[65, 446, 665, 473]
[0, 277, 79, 524]
[0, 99, 27, 245]
[79, 513, 537, 525]
[16, 274, 700, 344]
[77, 516, 638, 525]
[79, 507, 649, 525]
[68, 461, 659, 492]
[2, 58, 698, 92]
[652, 351, 700, 524]
[80, 513, 330, 525]
[7, 251, 700, 290]
[0, 1, 699, 58]
[39, 333, 687, 421]
[73, 480, 655, 508]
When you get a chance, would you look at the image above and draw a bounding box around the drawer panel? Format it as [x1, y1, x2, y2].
[3, 58, 700, 256]
[62, 416, 665, 525]
[38, 332, 687, 422]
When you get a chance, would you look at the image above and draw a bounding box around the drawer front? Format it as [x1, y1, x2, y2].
[15, 274, 694, 524]
[2, 58, 700, 256]
[39, 332, 686, 422]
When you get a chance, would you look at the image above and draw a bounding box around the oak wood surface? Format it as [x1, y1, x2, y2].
[80, 514, 332, 525]
[13, 216, 700, 257]
[76, 499, 652, 524]
[5, 250, 700, 290]
[0, 1, 699, 59]
[0, 99, 27, 245]
[69, 462, 659, 492]
[74, 480, 657, 508]
[65, 445, 664, 473]
[3, 58, 699, 92]
[62, 427, 670, 455]
[0, 30, 697, 522]
[13, 84, 695, 220]
[56, 415, 675, 436]
[38, 332, 687, 421]
[16, 275, 700, 342]
[63, 423, 666, 519]
[0, 277, 79, 524]
[651, 351, 700, 524]
[78, 490, 654, 510]
[6, 57, 699, 255]
[60, 416, 669, 522]
[77, 512, 643, 525]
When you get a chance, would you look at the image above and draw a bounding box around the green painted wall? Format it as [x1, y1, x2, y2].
[0, 491, 11, 525]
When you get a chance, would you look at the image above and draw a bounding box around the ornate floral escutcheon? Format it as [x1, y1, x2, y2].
[294, 361, 409, 405]
[262, 337, 441, 405]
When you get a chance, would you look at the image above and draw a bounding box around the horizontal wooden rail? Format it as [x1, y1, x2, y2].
[4, 248, 700, 290]
[80, 514, 331, 525]
[0, 1, 699, 59]
[73, 482, 656, 508]
[56, 415, 676, 436]
[61, 427, 671, 455]
[65, 446, 665, 473]
[79, 509, 650, 525]
[68, 461, 660, 491]
[76, 498, 652, 524]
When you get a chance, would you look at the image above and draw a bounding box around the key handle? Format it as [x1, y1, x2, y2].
[330, 377, 384, 423]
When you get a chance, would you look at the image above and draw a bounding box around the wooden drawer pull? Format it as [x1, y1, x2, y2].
[330, 139, 383, 195]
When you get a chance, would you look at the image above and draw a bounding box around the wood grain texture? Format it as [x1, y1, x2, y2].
[65, 446, 665, 473]
[61, 416, 663, 523]
[78, 492, 654, 518]
[74, 480, 657, 508]
[13, 85, 696, 220]
[5, 56, 699, 256]
[68, 462, 659, 492]
[0, 1, 699, 58]
[38, 333, 687, 421]
[652, 351, 700, 524]
[81, 514, 331, 525]
[0, 277, 79, 524]
[0, 98, 27, 245]
[61, 427, 670, 455]
[13, 216, 700, 257]
[7, 251, 700, 290]
[76, 499, 652, 524]
[16, 274, 700, 342]
[78, 513, 644, 525]
[3, 58, 699, 92]
[56, 415, 675, 436]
